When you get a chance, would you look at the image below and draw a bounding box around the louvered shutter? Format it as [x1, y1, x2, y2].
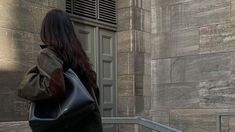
[66, 0, 116, 25]
[73, 0, 97, 19]
[66, 0, 72, 13]
[98, 0, 116, 24]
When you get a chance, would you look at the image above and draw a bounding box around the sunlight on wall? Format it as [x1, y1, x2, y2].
[0, 3, 17, 71]
[0, 31, 17, 71]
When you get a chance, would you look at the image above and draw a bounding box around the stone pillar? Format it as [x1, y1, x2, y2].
[116, 0, 151, 131]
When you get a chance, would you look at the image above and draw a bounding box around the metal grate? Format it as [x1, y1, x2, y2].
[98, 0, 116, 24]
[66, 0, 117, 25]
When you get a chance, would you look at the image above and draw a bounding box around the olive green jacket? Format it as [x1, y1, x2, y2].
[18, 48, 66, 101]
[18, 48, 103, 132]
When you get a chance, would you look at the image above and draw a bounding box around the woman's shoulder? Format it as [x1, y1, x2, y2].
[38, 47, 63, 65]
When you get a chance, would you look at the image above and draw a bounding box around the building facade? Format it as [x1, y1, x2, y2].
[0, 0, 235, 132]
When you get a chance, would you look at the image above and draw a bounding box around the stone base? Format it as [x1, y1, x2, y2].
[0, 121, 31, 132]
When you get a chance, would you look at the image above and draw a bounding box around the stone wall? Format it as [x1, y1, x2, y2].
[116, 0, 151, 131]
[151, 0, 235, 131]
[0, 0, 64, 122]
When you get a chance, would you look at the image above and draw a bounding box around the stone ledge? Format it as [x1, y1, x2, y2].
[0, 121, 31, 132]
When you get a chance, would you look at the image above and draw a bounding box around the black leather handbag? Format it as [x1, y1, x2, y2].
[28, 69, 96, 132]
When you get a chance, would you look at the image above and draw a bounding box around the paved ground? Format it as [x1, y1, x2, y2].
[0, 121, 31, 132]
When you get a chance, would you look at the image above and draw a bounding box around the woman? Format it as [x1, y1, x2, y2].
[18, 9, 103, 132]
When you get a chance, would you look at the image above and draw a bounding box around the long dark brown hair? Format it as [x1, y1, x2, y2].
[40, 9, 98, 94]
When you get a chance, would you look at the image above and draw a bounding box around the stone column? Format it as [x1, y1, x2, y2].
[116, 0, 151, 131]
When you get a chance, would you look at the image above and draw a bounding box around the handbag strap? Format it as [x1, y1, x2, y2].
[90, 88, 101, 111]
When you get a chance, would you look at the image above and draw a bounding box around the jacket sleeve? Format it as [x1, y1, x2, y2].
[18, 48, 65, 101]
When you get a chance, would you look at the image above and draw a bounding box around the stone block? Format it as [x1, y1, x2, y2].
[150, 110, 170, 126]
[142, 0, 151, 11]
[151, 83, 199, 110]
[13, 98, 29, 120]
[118, 96, 151, 117]
[151, 33, 177, 59]
[118, 124, 137, 132]
[144, 53, 151, 75]
[135, 96, 145, 114]
[172, 28, 199, 56]
[12, 30, 34, 43]
[11, 40, 33, 54]
[232, 0, 235, 22]
[200, 23, 235, 53]
[151, 59, 171, 84]
[169, 109, 230, 132]
[171, 55, 201, 83]
[117, 30, 150, 53]
[0, 121, 31, 132]
[151, 28, 199, 58]
[184, 53, 230, 82]
[152, 48, 232, 84]
[197, 53, 231, 82]
[169, 2, 197, 31]
[117, 0, 132, 9]
[117, 75, 135, 96]
[152, 0, 230, 32]
[199, 80, 235, 109]
[171, 57, 186, 83]
[0, 28, 14, 61]
[229, 117, 235, 131]
[192, 0, 230, 26]
[117, 96, 136, 116]
[134, 74, 143, 96]
[32, 8, 49, 33]
[117, 30, 132, 52]
[143, 75, 151, 96]
[0, 70, 29, 121]
[117, 8, 131, 31]
[0, 93, 14, 121]
[151, 4, 171, 34]
[133, 8, 151, 32]
[133, 30, 144, 52]
[143, 32, 151, 53]
[0, 3, 35, 32]
[117, 52, 134, 75]
[134, 52, 144, 75]
[48, 0, 65, 9]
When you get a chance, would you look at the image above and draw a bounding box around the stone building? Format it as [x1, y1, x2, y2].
[0, 0, 235, 132]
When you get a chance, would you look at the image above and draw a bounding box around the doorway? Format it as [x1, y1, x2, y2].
[74, 22, 117, 131]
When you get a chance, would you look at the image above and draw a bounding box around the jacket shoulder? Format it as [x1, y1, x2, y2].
[38, 48, 63, 65]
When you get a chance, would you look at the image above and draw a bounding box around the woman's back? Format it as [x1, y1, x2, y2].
[18, 9, 103, 132]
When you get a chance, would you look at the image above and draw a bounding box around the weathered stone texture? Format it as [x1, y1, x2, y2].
[200, 23, 235, 53]
[117, 30, 151, 53]
[0, 0, 65, 123]
[169, 109, 231, 132]
[150, 0, 235, 131]
[117, 8, 132, 31]
[0, 121, 31, 132]
[117, 1, 152, 132]
[118, 75, 135, 96]
[151, 59, 171, 84]
[151, 83, 199, 110]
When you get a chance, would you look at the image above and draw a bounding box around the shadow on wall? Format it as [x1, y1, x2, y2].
[0, 1, 50, 121]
